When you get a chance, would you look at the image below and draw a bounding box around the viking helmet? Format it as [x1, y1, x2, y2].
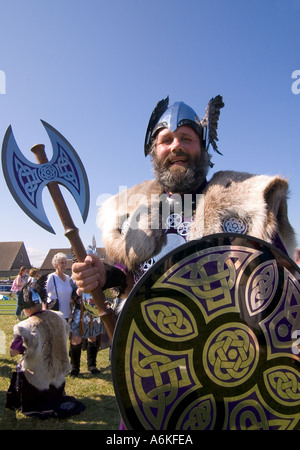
[144, 96, 225, 165]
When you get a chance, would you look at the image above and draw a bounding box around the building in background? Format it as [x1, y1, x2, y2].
[0, 242, 31, 278]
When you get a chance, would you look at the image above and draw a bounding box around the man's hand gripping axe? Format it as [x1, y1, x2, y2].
[1, 120, 116, 340]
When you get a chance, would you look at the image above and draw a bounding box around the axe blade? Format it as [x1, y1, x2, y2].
[1, 121, 90, 234]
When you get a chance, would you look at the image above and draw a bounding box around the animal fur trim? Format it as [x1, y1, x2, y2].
[98, 171, 296, 271]
[191, 171, 296, 256]
[14, 310, 71, 390]
[98, 180, 166, 270]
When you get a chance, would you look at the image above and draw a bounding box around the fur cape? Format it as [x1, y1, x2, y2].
[98, 170, 296, 271]
[13, 310, 71, 390]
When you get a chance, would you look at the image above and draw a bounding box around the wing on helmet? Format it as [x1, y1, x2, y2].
[201, 95, 224, 154]
[144, 96, 169, 156]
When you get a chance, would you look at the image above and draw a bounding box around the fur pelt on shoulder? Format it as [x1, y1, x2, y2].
[191, 171, 296, 255]
[14, 310, 71, 390]
[98, 170, 296, 271]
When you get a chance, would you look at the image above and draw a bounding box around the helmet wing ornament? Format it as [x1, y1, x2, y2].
[201, 95, 224, 154]
[144, 96, 169, 156]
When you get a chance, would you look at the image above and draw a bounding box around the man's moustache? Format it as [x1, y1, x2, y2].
[165, 150, 190, 165]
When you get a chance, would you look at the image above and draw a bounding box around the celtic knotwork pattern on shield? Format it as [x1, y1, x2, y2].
[203, 323, 259, 387]
[54, 144, 80, 192]
[125, 321, 201, 430]
[176, 395, 216, 430]
[153, 246, 261, 323]
[223, 385, 300, 430]
[245, 260, 279, 316]
[260, 269, 300, 360]
[114, 238, 300, 430]
[264, 366, 300, 406]
[141, 298, 198, 342]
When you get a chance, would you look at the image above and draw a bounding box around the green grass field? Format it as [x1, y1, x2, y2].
[0, 311, 120, 430]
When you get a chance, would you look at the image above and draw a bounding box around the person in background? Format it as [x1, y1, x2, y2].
[12, 266, 28, 320]
[107, 286, 126, 364]
[110, 287, 125, 314]
[27, 268, 43, 304]
[69, 289, 102, 377]
[46, 252, 74, 321]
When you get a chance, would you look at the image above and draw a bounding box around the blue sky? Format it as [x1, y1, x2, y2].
[0, 0, 299, 266]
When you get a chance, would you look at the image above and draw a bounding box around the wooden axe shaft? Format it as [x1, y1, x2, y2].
[31, 144, 116, 341]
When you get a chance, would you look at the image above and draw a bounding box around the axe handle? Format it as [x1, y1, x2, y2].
[31, 144, 116, 341]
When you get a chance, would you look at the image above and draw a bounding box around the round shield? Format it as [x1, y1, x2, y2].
[111, 234, 300, 430]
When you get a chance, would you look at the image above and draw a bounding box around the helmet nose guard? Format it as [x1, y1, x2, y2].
[144, 95, 224, 163]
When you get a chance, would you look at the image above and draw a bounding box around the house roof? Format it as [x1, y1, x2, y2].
[0, 242, 31, 277]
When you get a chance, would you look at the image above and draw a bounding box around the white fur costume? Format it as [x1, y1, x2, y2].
[13, 310, 71, 390]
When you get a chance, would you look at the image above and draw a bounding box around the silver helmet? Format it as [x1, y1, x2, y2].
[144, 95, 224, 165]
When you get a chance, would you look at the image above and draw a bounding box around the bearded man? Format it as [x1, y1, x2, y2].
[72, 95, 296, 302]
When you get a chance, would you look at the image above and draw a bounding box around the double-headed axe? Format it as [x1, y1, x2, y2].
[1, 120, 115, 340]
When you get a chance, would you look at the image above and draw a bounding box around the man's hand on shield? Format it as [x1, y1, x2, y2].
[72, 254, 107, 294]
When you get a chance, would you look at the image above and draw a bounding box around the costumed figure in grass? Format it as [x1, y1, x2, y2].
[6, 272, 85, 419]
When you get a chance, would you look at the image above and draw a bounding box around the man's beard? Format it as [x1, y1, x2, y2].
[152, 150, 210, 193]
